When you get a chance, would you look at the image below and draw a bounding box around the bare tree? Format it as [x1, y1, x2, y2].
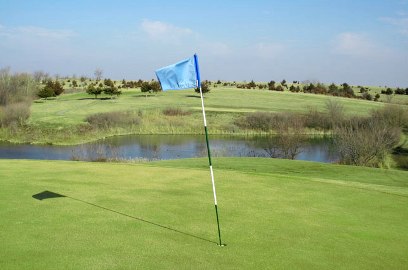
[334, 118, 401, 167]
[325, 98, 344, 129]
[33, 71, 49, 82]
[94, 68, 103, 81]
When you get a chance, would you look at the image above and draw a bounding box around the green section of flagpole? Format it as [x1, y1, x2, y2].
[204, 126, 212, 165]
[199, 85, 223, 246]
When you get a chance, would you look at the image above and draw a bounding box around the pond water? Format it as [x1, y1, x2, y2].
[0, 135, 339, 163]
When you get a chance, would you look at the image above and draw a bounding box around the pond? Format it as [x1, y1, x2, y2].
[0, 135, 339, 163]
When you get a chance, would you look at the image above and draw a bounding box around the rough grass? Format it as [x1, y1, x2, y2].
[0, 158, 407, 269]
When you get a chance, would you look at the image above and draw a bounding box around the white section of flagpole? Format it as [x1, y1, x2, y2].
[198, 80, 222, 246]
[199, 84, 207, 127]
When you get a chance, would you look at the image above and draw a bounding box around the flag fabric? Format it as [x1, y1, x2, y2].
[155, 55, 199, 91]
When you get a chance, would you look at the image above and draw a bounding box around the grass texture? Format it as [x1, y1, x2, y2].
[1, 157, 407, 269]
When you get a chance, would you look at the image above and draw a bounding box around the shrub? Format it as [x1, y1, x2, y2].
[195, 81, 210, 94]
[86, 84, 102, 99]
[141, 81, 162, 93]
[268, 81, 276, 90]
[274, 85, 284, 91]
[162, 107, 191, 116]
[39, 80, 64, 97]
[0, 68, 37, 105]
[334, 117, 401, 167]
[361, 92, 373, 100]
[0, 102, 31, 127]
[103, 86, 121, 98]
[37, 86, 55, 99]
[235, 112, 275, 131]
[325, 99, 344, 128]
[370, 104, 408, 129]
[86, 111, 140, 129]
[394, 88, 405, 95]
[304, 107, 331, 130]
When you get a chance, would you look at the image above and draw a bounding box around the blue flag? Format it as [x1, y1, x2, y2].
[155, 54, 200, 91]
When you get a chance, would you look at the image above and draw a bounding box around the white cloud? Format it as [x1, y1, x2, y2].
[332, 32, 380, 57]
[380, 16, 408, 35]
[140, 19, 193, 43]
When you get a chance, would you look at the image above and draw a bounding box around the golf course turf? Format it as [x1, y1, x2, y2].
[1, 158, 407, 269]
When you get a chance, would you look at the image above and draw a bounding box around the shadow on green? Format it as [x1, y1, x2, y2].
[32, 190, 217, 245]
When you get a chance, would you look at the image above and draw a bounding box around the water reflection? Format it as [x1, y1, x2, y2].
[0, 135, 339, 163]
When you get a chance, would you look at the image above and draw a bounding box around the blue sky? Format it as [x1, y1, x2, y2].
[1, 0, 407, 86]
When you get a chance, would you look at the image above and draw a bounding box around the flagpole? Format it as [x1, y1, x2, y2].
[194, 54, 223, 246]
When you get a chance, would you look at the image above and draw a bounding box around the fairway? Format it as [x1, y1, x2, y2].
[1, 158, 407, 269]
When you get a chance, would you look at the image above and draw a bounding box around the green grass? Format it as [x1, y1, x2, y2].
[1, 158, 407, 269]
[30, 88, 383, 127]
[1, 85, 407, 145]
[3, 87, 393, 144]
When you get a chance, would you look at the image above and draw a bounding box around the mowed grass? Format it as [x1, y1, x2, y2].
[1, 158, 407, 269]
[30, 87, 384, 128]
[12, 87, 392, 144]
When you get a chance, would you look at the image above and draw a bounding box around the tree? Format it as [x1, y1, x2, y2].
[103, 86, 121, 98]
[325, 99, 344, 129]
[334, 117, 401, 167]
[268, 80, 276, 90]
[141, 81, 162, 95]
[94, 68, 103, 81]
[248, 80, 256, 89]
[104, 78, 114, 87]
[86, 84, 102, 99]
[40, 80, 63, 97]
[38, 85, 55, 99]
[195, 81, 211, 94]
[281, 79, 287, 89]
[385, 88, 393, 95]
[275, 85, 284, 91]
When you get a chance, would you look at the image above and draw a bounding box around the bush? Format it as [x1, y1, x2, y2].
[235, 112, 305, 132]
[0, 102, 31, 127]
[334, 117, 401, 167]
[39, 80, 64, 98]
[37, 86, 55, 99]
[395, 88, 405, 95]
[141, 81, 162, 93]
[370, 104, 408, 129]
[86, 84, 102, 99]
[103, 86, 121, 98]
[325, 99, 344, 128]
[235, 112, 275, 131]
[361, 92, 373, 100]
[304, 107, 331, 130]
[162, 107, 191, 116]
[268, 81, 276, 90]
[86, 111, 140, 129]
[195, 81, 211, 94]
[0, 68, 37, 105]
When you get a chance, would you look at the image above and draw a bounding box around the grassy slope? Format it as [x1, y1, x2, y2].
[2, 87, 388, 144]
[30, 88, 383, 127]
[1, 158, 407, 269]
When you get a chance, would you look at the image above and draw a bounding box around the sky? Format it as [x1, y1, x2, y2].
[0, 0, 407, 86]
